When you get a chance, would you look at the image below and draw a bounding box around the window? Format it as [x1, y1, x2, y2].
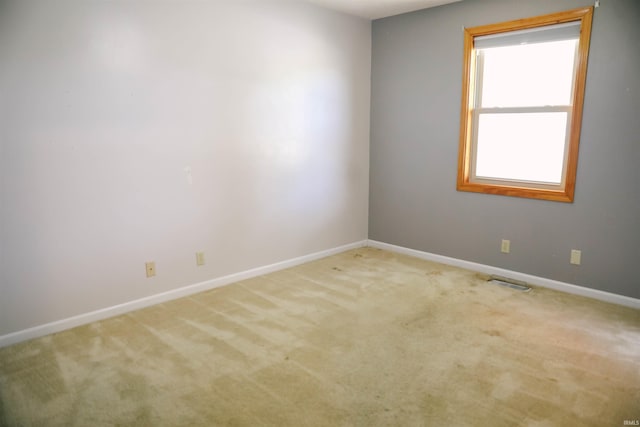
[457, 7, 593, 202]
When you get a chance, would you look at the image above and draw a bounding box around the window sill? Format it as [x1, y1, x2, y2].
[456, 180, 574, 203]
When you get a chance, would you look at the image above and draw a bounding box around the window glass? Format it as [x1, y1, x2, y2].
[475, 112, 568, 183]
[479, 40, 577, 108]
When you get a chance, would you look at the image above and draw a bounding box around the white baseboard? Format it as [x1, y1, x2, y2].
[367, 240, 640, 310]
[3, 239, 636, 348]
[0, 240, 368, 348]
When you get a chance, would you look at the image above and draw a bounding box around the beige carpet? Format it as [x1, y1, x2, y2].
[1, 248, 639, 426]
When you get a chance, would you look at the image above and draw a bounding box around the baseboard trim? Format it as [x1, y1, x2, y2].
[0, 240, 368, 348]
[367, 240, 640, 310]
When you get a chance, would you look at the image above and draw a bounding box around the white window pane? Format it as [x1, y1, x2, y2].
[475, 113, 568, 184]
[480, 40, 577, 108]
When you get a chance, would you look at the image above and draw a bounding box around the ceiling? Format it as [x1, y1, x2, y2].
[301, 0, 462, 20]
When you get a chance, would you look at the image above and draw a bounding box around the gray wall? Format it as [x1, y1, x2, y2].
[370, 0, 640, 298]
[0, 0, 371, 336]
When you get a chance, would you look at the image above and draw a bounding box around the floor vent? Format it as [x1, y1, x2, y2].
[487, 275, 531, 292]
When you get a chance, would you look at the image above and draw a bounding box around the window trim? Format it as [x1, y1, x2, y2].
[456, 7, 594, 203]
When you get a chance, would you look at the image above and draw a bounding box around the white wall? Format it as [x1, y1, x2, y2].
[0, 0, 371, 336]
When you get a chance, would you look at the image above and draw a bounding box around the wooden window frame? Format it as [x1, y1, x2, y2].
[457, 7, 594, 203]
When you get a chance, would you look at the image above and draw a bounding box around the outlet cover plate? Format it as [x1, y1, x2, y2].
[570, 249, 581, 265]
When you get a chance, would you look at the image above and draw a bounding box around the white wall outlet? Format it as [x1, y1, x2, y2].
[145, 262, 156, 278]
[501, 239, 510, 254]
[196, 252, 205, 266]
[570, 249, 581, 265]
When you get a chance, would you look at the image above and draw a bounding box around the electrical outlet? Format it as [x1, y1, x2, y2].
[145, 262, 156, 278]
[501, 239, 511, 254]
[570, 249, 581, 265]
[196, 252, 205, 266]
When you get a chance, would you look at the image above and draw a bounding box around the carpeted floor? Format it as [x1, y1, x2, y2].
[1, 248, 639, 426]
